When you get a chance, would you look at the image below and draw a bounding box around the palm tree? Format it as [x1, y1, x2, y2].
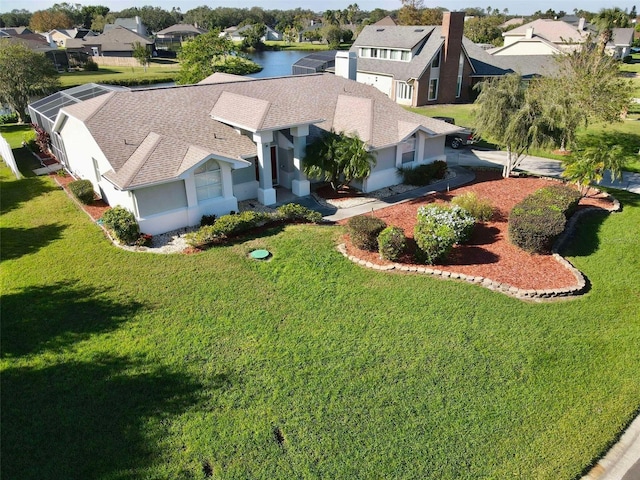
[592, 7, 631, 55]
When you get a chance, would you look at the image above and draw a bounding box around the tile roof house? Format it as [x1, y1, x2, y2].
[47, 74, 460, 235]
[66, 26, 154, 58]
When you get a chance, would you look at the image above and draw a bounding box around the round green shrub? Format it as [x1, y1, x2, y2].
[416, 204, 476, 244]
[508, 204, 566, 254]
[346, 215, 387, 251]
[414, 222, 456, 265]
[68, 179, 95, 205]
[378, 226, 406, 261]
[101, 206, 140, 244]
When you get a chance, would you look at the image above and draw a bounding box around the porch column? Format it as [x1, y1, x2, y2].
[290, 125, 310, 197]
[253, 131, 276, 205]
[416, 131, 425, 163]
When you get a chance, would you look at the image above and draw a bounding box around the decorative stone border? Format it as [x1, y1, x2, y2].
[337, 189, 621, 302]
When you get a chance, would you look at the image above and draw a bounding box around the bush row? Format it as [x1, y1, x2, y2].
[399, 160, 447, 186]
[508, 184, 581, 254]
[0, 113, 19, 125]
[187, 203, 323, 248]
[346, 216, 407, 261]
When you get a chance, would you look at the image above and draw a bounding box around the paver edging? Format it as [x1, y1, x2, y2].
[336, 187, 621, 301]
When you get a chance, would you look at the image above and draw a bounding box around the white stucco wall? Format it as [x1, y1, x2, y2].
[356, 72, 394, 98]
[492, 41, 559, 56]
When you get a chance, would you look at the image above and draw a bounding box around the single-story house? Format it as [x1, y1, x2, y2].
[224, 24, 282, 42]
[606, 28, 635, 58]
[66, 26, 154, 58]
[45, 28, 96, 47]
[155, 23, 206, 41]
[46, 73, 460, 235]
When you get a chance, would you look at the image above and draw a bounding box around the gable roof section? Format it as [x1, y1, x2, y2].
[210, 92, 271, 131]
[610, 28, 635, 46]
[198, 72, 253, 84]
[354, 25, 436, 49]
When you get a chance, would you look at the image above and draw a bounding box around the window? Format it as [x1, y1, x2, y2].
[359, 47, 370, 57]
[92, 157, 101, 181]
[428, 78, 438, 101]
[396, 81, 413, 101]
[401, 50, 411, 61]
[194, 159, 222, 201]
[401, 136, 416, 164]
[456, 52, 465, 98]
[371, 48, 378, 58]
[390, 49, 401, 60]
[456, 75, 463, 98]
[431, 49, 441, 68]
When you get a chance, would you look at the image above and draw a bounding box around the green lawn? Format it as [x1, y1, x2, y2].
[59, 60, 181, 88]
[1, 150, 639, 478]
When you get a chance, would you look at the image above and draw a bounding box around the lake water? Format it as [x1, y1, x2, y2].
[246, 50, 311, 78]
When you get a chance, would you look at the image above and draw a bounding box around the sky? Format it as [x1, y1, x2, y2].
[0, 0, 622, 17]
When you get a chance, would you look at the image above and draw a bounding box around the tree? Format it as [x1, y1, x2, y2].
[473, 74, 558, 177]
[240, 23, 266, 51]
[323, 25, 343, 48]
[592, 7, 630, 54]
[79, 5, 109, 29]
[533, 44, 632, 151]
[421, 8, 444, 25]
[562, 145, 624, 195]
[177, 30, 260, 84]
[0, 40, 60, 123]
[303, 130, 376, 191]
[464, 15, 503, 44]
[0, 9, 32, 28]
[29, 10, 73, 32]
[91, 12, 116, 32]
[132, 42, 151, 72]
[398, 0, 424, 25]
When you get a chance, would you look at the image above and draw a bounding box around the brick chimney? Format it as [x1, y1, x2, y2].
[439, 11, 465, 103]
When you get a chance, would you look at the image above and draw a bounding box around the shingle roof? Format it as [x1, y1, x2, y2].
[81, 26, 152, 52]
[351, 25, 442, 81]
[504, 18, 589, 44]
[60, 74, 459, 190]
[610, 28, 635, 46]
[463, 39, 558, 78]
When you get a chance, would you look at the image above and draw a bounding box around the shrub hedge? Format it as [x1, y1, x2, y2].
[399, 160, 447, 186]
[101, 206, 140, 244]
[346, 215, 387, 251]
[68, 179, 95, 204]
[378, 226, 406, 261]
[508, 184, 581, 254]
[276, 203, 323, 223]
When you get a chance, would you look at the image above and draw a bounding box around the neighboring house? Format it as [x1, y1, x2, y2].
[349, 12, 475, 106]
[489, 18, 590, 55]
[607, 28, 635, 58]
[66, 26, 154, 58]
[498, 17, 524, 29]
[373, 16, 398, 26]
[155, 23, 206, 41]
[225, 24, 282, 42]
[104, 16, 148, 36]
[0, 29, 54, 53]
[45, 28, 96, 47]
[42, 73, 459, 235]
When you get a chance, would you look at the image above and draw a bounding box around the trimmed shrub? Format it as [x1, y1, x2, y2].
[508, 204, 565, 254]
[507, 184, 581, 254]
[84, 58, 99, 71]
[68, 179, 95, 204]
[451, 192, 494, 222]
[101, 206, 140, 244]
[378, 226, 406, 261]
[276, 203, 323, 223]
[200, 214, 216, 226]
[416, 204, 476, 244]
[346, 215, 387, 251]
[414, 221, 457, 265]
[399, 160, 447, 186]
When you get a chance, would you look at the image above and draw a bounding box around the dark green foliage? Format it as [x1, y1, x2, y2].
[101, 206, 140, 244]
[276, 203, 323, 223]
[0, 113, 18, 125]
[68, 179, 94, 205]
[414, 221, 457, 265]
[84, 58, 99, 71]
[187, 211, 271, 247]
[508, 185, 580, 253]
[399, 160, 447, 186]
[346, 215, 387, 251]
[622, 55, 632, 64]
[416, 204, 476, 244]
[377, 226, 406, 261]
[451, 192, 495, 222]
[200, 214, 217, 226]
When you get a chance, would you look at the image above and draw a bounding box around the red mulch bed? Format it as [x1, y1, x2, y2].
[52, 173, 110, 220]
[338, 170, 615, 290]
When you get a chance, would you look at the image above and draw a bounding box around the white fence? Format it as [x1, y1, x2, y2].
[0, 135, 21, 179]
